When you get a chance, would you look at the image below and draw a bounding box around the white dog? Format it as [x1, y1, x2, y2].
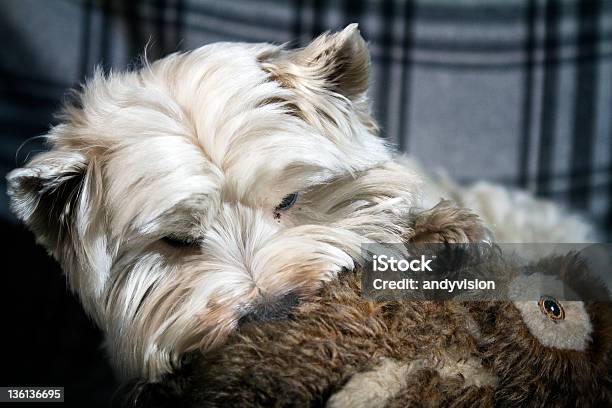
[6, 24, 590, 383]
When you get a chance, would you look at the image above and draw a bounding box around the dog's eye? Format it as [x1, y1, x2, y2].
[276, 192, 299, 211]
[162, 235, 198, 248]
[538, 296, 565, 321]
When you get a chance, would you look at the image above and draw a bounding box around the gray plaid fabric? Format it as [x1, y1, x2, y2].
[2, 0, 611, 236]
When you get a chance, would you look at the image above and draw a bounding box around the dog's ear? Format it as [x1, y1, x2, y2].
[263, 23, 369, 100]
[6, 149, 90, 250]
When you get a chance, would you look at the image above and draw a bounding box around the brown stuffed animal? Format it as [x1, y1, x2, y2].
[113, 200, 495, 408]
[174, 249, 612, 408]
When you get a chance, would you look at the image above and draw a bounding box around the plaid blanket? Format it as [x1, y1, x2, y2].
[1, 0, 611, 237]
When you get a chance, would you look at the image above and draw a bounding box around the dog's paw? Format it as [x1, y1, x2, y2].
[408, 200, 493, 245]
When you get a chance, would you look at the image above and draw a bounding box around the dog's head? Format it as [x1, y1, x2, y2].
[7, 25, 421, 380]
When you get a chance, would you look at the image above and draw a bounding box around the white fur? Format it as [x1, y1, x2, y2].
[6, 25, 594, 382]
[7, 25, 423, 380]
[398, 156, 595, 244]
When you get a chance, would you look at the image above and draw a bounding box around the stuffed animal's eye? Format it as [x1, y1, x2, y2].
[162, 235, 198, 248]
[538, 296, 565, 321]
[276, 193, 298, 211]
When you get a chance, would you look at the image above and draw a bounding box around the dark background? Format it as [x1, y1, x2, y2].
[1, 1, 610, 406]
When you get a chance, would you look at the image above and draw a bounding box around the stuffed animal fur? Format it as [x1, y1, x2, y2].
[121, 246, 612, 408]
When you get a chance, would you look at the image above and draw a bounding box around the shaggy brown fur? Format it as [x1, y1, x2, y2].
[166, 251, 611, 408]
[186, 272, 479, 407]
[114, 207, 610, 408]
[467, 253, 612, 407]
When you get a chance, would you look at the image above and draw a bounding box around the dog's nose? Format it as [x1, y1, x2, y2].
[239, 291, 300, 325]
